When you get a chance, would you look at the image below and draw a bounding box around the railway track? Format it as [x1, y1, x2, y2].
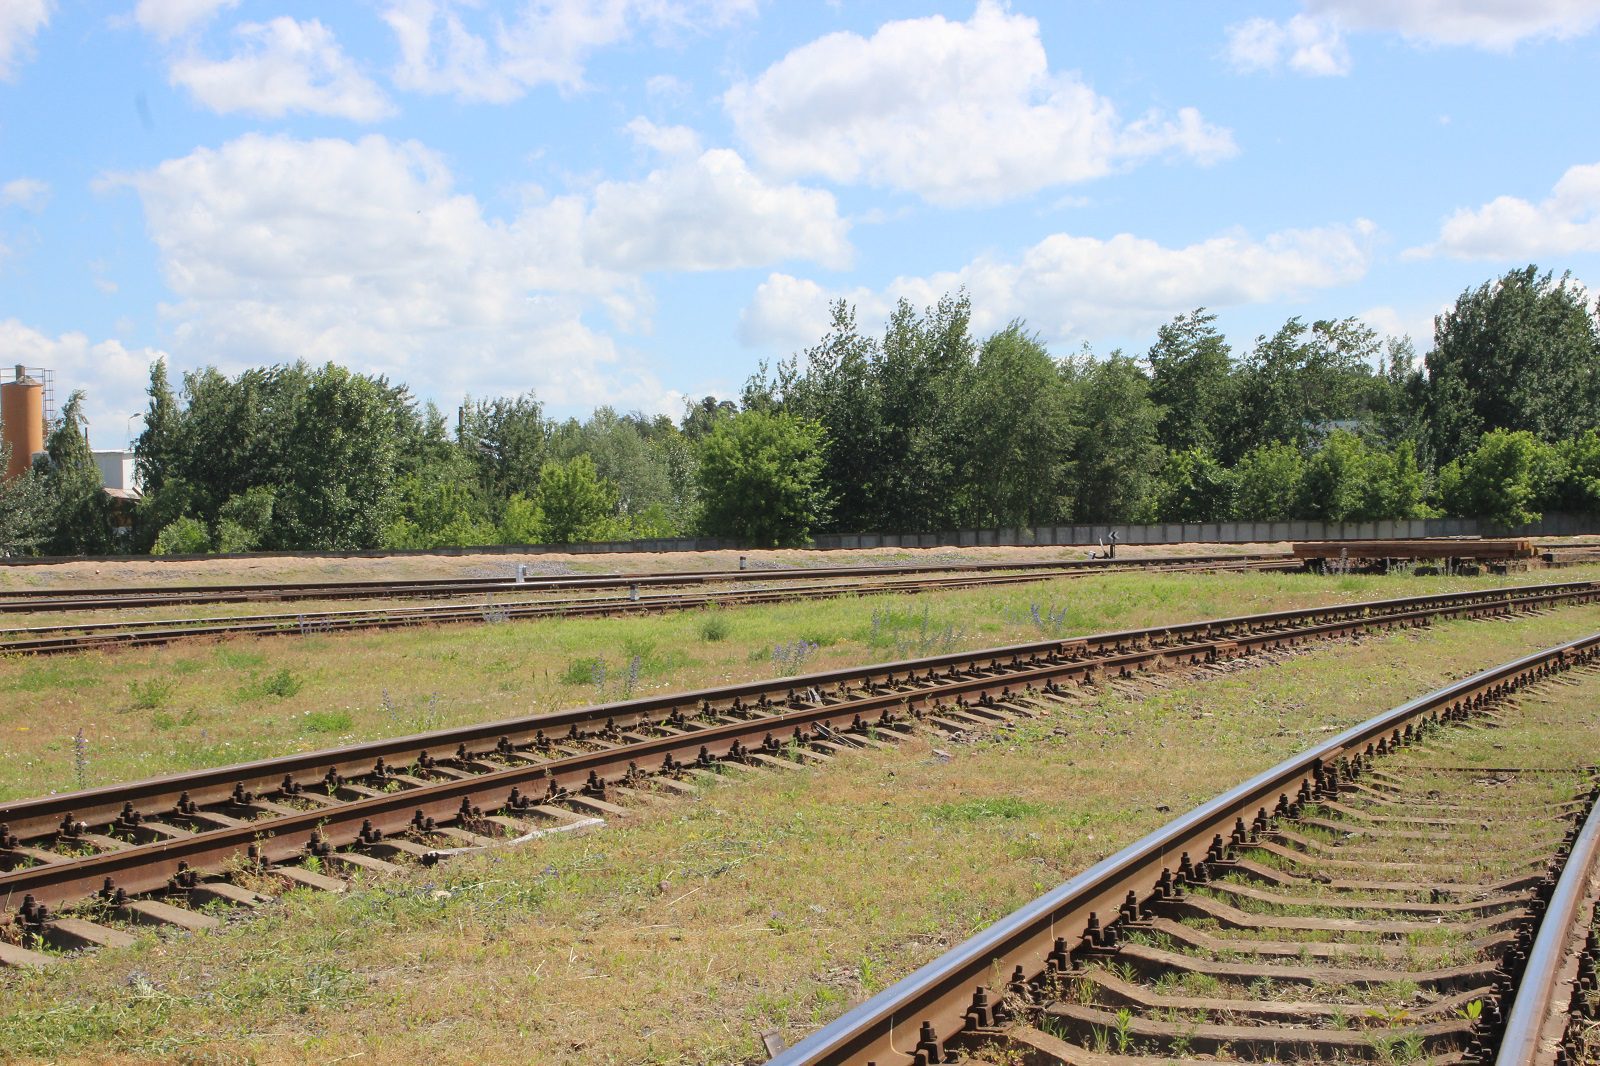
[0, 555, 1296, 657]
[766, 637, 1600, 1066]
[0, 552, 1291, 614]
[1, 580, 1597, 970]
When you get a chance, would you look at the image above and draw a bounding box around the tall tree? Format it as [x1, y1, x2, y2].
[1425, 266, 1600, 461]
[1066, 352, 1162, 523]
[1147, 308, 1235, 454]
[697, 410, 829, 547]
[958, 323, 1076, 525]
[41, 391, 115, 554]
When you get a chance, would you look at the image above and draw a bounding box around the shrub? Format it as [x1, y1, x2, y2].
[151, 516, 211, 556]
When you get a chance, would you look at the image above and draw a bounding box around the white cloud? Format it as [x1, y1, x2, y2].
[168, 17, 394, 121]
[625, 117, 702, 158]
[724, 1, 1234, 207]
[1, 178, 50, 211]
[1230, 1, 1600, 78]
[383, 0, 755, 103]
[1410, 161, 1600, 259]
[0, 0, 49, 82]
[1309, 0, 1600, 49]
[0, 319, 166, 446]
[587, 147, 851, 273]
[110, 132, 841, 413]
[114, 133, 640, 406]
[1226, 14, 1351, 76]
[133, 0, 237, 42]
[1358, 304, 1442, 346]
[742, 220, 1376, 353]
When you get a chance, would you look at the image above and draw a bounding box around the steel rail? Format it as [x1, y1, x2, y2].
[767, 634, 1600, 1066]
[0, 558, 1284, 642]
[0, 592, 1545, 911]
[0, 552, 1289, 613]
[1495, 772, 1600, 1066]
[0, 559, 1295, 657]
[4, 579, 1591, 840]
[3, 582, 1596, 926]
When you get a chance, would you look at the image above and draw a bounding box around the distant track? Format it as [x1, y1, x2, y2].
[0, 554, 1297, 657]
[0, 552, 1289, 613]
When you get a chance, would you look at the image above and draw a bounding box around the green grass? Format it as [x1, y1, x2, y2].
[5, 612, 1600, 1063]
[2, 563, 1599, 805]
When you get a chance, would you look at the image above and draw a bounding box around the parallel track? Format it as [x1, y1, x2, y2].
[0, 552, 1291, 613]
[0, 556, 1295, 657]
[3, 580, 1598, 967]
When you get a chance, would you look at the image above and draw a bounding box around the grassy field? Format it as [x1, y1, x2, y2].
[3, 565, 1599, 803]
[2, 606, 1600, 1064]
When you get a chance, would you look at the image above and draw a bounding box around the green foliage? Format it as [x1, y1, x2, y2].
[1066, 353, 1163, 523]
[697, 610, 731, 642]
[496, 493, 544, 544]
[239, 668, 305, 701]
[534, 455, 620, 543]
[1229, 442, 1306, 521]
[696, 409, 829, 547]
[39, 391, 116, 554]
[1426, 266, 1600, 459]
[1298, 431, 1430, 522]
[1148, 308, 1235, 455]
[961, 324, 1075, 525]
[1149, 447, 1230, 522]
[1438, 429, 1565, 526]
[151, 516, 211, 556]
[0, 438, 51, 555]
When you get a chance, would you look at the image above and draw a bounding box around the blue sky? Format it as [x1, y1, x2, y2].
[2, 1, 1599, 447]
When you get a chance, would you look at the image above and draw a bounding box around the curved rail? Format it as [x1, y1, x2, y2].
[768, 634, 1600, 1066]
[1495, 775, 1600, 1066]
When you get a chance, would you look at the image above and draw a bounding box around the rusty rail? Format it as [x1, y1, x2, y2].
[5, 580, 1593, 844]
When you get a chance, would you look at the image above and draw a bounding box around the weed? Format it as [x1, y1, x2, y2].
[127, 677, 174, 711]
[71, 727, 88, 791]
[301, 709, 353, 734]
[237, 668, 303, 701]
[926, 797, 1046, 822]
[771, 640, 820, 677]
[698, 610, 731, 642]
[151, 709, 200, 731]
[560, 657, 603, 686]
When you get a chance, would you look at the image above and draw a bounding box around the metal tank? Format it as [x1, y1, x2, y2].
[1, 365, 45, 481]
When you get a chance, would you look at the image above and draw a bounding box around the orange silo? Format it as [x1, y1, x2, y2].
[1, 365, 45, 481]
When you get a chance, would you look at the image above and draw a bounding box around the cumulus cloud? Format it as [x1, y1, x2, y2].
[1, 178, 50, 211]
[724, 1, 1234, 207]
[0, 319, 167, 445]
[109, 132, 844, 411]
[741, 220, 1377, 353]
[587, 147, 851, 272]
[1409, 162, 1600, 259]
[1230, 1, 1600, 77]
[383, 0, 755, 103]
[167, 17, 394, 120]
[133, 0, 237, 42]
[0, 0, 49, 82]
[1226, 14, 1351, 75]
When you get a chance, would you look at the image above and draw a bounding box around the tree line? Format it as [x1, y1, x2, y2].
[1, 264, 1597, 555]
